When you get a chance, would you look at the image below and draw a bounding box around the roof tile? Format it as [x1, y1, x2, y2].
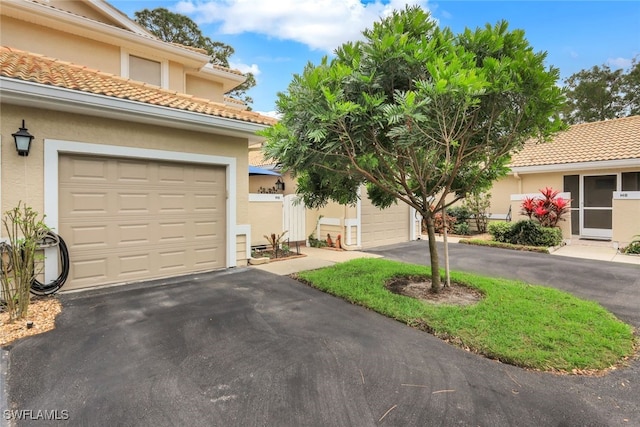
[510, 116, 640, 168]
[0, 46, 277, 126]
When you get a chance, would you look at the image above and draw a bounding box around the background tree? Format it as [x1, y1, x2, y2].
[562, 56, 639, 124]
[261, 7, 565, 292]
[622, 57, 640, 116]
[134, 8, 255, 105]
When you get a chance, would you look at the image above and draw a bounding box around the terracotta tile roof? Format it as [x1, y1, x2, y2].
[168, 42, 208, 56]
[0, 46, 277, 126]
[248, 149, 276, 167]
[510, 116, 640, 168]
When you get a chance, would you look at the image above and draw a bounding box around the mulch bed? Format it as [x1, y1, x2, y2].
[1, 296, 62, 346]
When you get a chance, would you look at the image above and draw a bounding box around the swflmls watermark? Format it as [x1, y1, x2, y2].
[3, 409, 69, 421]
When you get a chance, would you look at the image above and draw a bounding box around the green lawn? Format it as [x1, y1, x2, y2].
[297, 258, 636, 372]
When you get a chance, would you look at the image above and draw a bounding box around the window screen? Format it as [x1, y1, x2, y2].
[129, 55, 161, 87]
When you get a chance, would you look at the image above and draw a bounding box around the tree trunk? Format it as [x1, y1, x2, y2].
[424, 214, 441, 293]
[441, 205, 451, 288]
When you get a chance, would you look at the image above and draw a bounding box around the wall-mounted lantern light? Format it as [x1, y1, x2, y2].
[275, 177, 285, 191]
[12, 120, 34, 156]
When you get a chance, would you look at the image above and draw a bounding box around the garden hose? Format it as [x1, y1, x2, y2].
[31, 231, 70, 295]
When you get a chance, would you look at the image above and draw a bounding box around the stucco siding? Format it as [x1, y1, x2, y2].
[489, 176, 520, 216]
[613, 197, 640, 245]
[1, 16, 120, 75]
[248, 199, 284, 246]
[1, 104, 248, 230]
[186, 75, 225, 104]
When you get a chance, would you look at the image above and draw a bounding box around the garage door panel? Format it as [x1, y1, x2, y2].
[73, 258, 108, 282]
[194, 167, 224, 184]
[59, 155, 226, 290]
[194, 221, 218, 239]
[158, 164, 187, 183]
[62, 157, 109, 182]
[158, 250, 187, 271]
[158, 221, 187, 242]
[360, 187, 410, 249]
[63, 191, 109, 214]
[68, 225, 110, 249]
[117, 160, 151, 182]
[158, 193, 188, 212]
[118, 193, 151, 213]
[118, 224, 151, 245]
[118, 254, 151, 276]
[194, 193, 217, 211]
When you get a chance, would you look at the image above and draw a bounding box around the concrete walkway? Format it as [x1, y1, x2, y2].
[249, 246, 381, 275]
[552, 241, 640, 265]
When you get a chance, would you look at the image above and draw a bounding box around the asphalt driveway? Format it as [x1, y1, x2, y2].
[4, 243, 640, 426]
[366, 240, 640, 328]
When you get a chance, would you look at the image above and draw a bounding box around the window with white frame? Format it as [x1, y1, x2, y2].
[129, 55, 161, 86]
[121, 50, 168, 88]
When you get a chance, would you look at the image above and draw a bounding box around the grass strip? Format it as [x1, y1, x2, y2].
[458, 238, 550, 253]
[297, 258, 635, 372]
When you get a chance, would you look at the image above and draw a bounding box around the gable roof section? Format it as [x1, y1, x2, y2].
[0, 46, 277, 126]
[248, 149, 280, 168]
[510, 116, 640, 170]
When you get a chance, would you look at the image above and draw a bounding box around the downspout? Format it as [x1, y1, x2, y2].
[514, 172, 522, 194]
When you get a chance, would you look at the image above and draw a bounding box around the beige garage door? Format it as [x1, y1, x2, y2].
[59, 154, 226, 290]
[360, 188, 411, 249]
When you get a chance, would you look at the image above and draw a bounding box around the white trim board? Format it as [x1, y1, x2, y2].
[248, 194, 283, 202]
[614, 191, 640, 200]
[510, 158, 640, 174]
[510, 192, 570, 201]
[43, 139, 238, 282]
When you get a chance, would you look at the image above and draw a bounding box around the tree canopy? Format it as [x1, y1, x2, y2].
[134, 8, 255, 105]
[562, 57, 639, 124]
[261, 6, 565, 291]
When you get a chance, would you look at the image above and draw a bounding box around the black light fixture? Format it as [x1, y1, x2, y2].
[275, 177, 285, 191]
[12, 120, 34, 156]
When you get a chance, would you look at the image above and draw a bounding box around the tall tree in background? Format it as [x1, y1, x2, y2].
[261, 7, 565, 292]
[562, 57, 639, 124]
[134, 8, 255, 105]
[622, 57, 640, 116]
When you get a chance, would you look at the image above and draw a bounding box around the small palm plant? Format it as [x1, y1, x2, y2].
[264, 231, 288, 258]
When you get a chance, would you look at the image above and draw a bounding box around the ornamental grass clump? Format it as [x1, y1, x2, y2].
[0, 202, 49, 322]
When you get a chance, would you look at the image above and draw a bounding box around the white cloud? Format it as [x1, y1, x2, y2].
[255, 110, 282, 119]
[607, 57, 632, 69]
[175, 0, 431, 53]
[229, 61, 261, 75]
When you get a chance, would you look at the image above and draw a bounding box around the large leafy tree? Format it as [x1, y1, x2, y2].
[134, 8, 255, 105]
[622, 57, 640, 116]
[261, 6, 565, 292]
[562, 57, 639, 124]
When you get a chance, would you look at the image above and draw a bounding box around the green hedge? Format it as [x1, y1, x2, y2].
[488, 220, 562, 247]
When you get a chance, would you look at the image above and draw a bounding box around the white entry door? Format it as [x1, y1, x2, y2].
[581, 174, 616, 239]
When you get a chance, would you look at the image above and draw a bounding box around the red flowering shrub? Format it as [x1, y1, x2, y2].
[520, 187, 571, 227]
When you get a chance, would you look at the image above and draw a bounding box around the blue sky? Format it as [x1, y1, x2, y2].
[109, 1, 640, 116]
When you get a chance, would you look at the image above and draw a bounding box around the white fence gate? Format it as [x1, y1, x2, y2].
[283, 194, 306, 242]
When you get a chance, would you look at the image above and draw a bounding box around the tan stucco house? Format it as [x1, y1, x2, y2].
[0, 0, 276, 290]
[489, 116, 640, 247]
[247, 149, 421, 250]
